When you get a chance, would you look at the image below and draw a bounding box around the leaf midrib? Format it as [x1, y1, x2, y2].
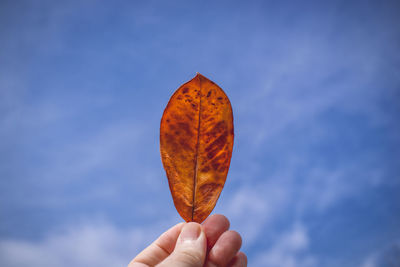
[191, 76, 202, 221]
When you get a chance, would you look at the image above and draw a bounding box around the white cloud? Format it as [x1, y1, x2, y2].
[222, 182, 290, 245]
[0, 219, 173, 267]
[360, 241, 400, 267]
[252, 223, 317, 267]
[361, 255, 377, 267]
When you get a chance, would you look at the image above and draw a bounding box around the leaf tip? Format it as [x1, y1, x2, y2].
[194, 72, 208, 84]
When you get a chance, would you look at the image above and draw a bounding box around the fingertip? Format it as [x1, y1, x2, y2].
[230, 230, 242, 247]
[238, 251, 247, 266]
[153, 222, 186, 256]
[208, 230, 242, 266]
[202, 214, 230, 249]
[176, 222, 186, 227]
[204, 214, 230, 228]
[228, 251, 247, 267]
[161, 222, 207, 267]
[178, 222, 202, 242]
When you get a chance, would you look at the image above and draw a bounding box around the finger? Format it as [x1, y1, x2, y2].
[228, 252, 247, 267]
[159, 222, 207, 267]
[129, 222, 184, 266]
[202, 214, 230, 250]
[206, 230, 242, 267]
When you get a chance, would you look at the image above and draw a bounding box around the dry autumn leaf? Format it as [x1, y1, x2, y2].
[160, 73, 234, 223]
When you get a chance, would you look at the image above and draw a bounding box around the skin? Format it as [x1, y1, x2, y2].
[129, 214, 247, 267]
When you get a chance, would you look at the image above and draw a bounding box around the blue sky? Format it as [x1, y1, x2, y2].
[1, 0, 399, 266]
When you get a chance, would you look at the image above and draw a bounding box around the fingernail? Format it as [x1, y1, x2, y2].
[180, 222, 201, 241]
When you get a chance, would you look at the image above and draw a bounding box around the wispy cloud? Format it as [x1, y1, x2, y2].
[360, 241, 400, 267]
[252, 223, 317, 267]
[222, 183, 290, 245]
[0, 220, 155, 267]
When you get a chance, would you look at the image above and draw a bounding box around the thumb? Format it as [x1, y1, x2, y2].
[158, 222, 207, 267]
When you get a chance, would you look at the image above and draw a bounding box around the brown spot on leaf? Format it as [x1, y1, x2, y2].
[179, 138, 191, 151]
[201, 165, 210, 173]
[211, 161, 220, 170]
[177, 122, 193, 137]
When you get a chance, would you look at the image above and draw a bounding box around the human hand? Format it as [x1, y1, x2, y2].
[128, 214, 247, 267]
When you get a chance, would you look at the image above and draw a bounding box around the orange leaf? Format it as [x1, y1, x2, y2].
[160, 73, 234, 223]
